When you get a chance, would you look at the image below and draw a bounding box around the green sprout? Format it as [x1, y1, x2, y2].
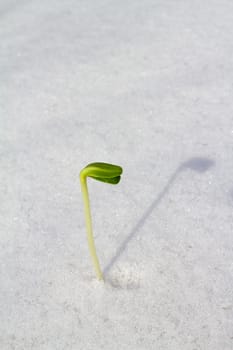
[80, 162, 123, 280]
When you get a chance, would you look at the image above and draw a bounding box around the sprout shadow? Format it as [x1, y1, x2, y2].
[104, 157, 215, 276]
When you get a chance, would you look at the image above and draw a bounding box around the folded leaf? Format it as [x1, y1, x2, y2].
[81, 162, 123, 185]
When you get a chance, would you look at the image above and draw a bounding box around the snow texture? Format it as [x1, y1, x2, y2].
[1, 0, 233, 349]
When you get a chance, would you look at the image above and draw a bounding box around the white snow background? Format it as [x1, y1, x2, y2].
[0, 0, 233, 349]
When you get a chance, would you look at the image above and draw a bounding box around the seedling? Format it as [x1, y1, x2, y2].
[80, 162, 123, 280]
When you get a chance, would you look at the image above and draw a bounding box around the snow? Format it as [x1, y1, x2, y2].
[1, 0, 233, 349]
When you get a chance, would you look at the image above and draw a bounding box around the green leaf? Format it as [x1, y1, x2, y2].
[81, 162, 123, 185]
[89, 175, 121, 184]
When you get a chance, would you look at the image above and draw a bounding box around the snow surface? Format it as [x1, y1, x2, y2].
[1, 0, 233, 349]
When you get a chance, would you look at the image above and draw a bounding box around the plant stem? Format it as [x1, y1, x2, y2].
[80, 174, 103, 280]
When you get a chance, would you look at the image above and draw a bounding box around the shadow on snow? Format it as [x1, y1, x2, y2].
[104, 157, 215, 276]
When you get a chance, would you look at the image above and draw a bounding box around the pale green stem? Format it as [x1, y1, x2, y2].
[80, 174, 103, 280]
